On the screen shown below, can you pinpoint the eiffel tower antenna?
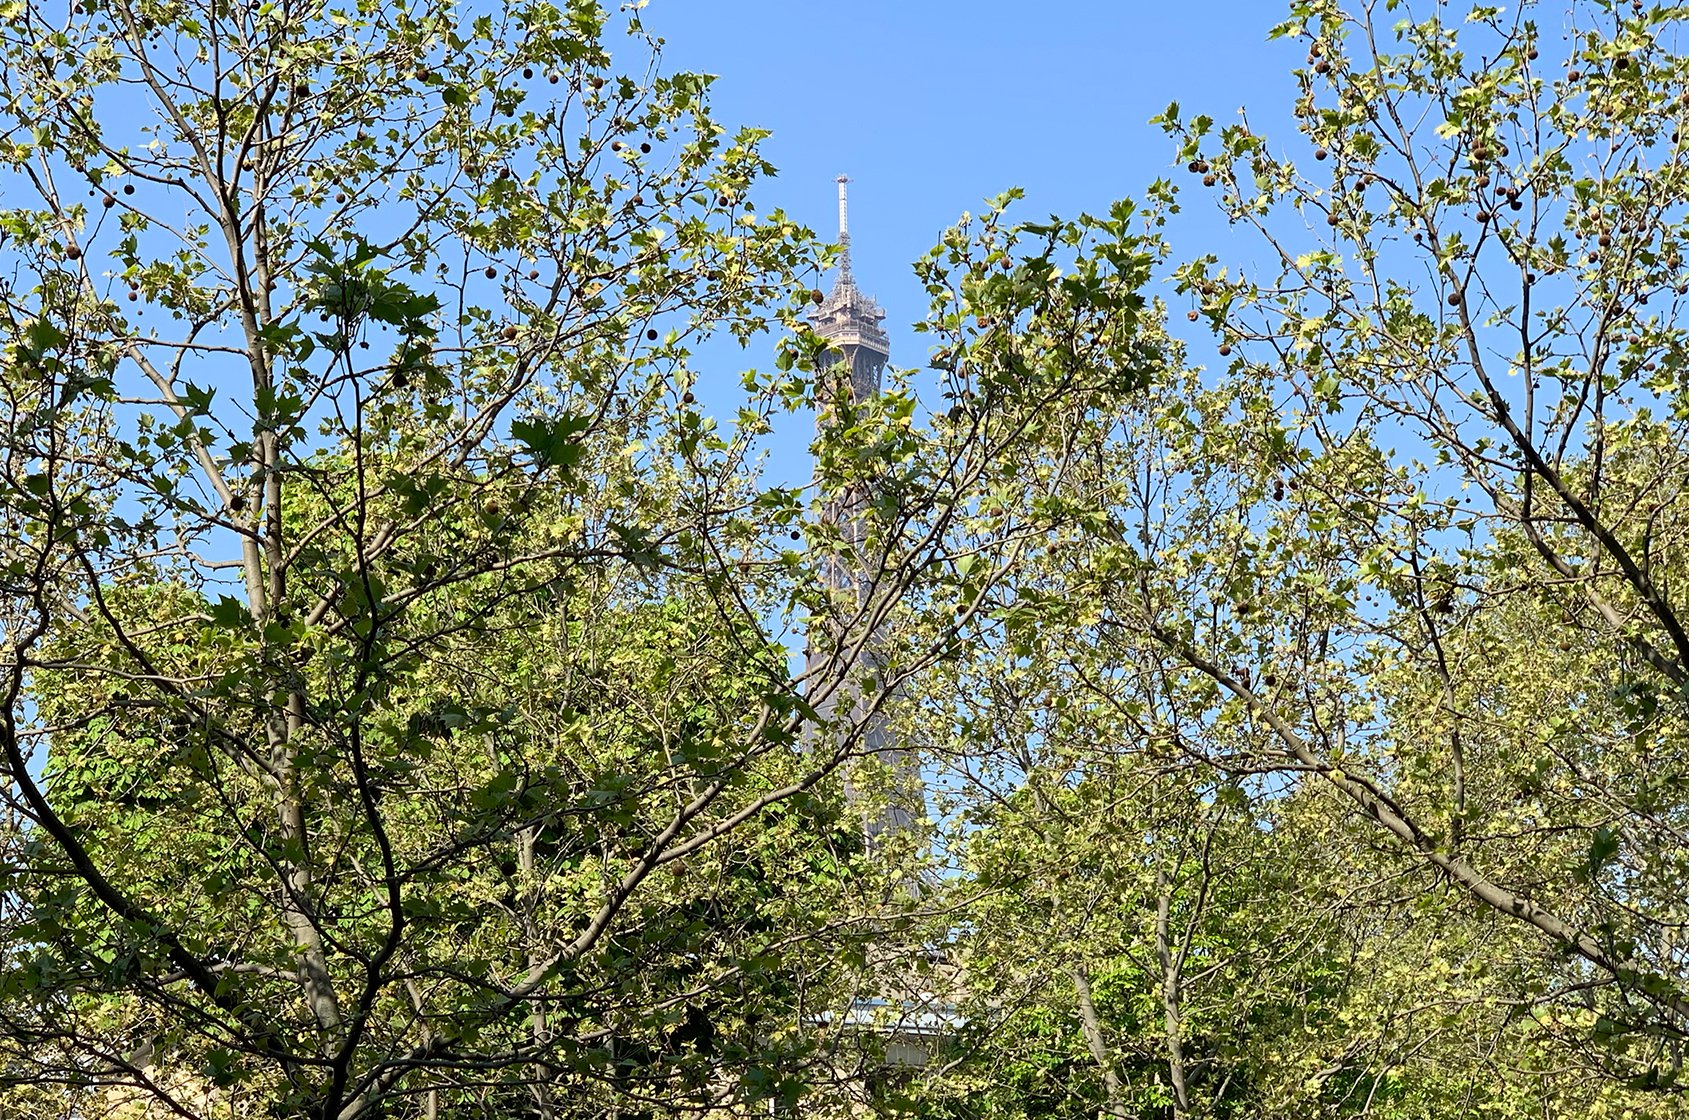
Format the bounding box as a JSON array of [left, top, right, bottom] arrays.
[[837, 174, 853, 286]]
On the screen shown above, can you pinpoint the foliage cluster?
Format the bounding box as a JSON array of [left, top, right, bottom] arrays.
[[10, 1, 1689, 1119]]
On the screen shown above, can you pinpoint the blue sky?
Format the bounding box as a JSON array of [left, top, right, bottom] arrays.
[[647, 0, 1298, 367]]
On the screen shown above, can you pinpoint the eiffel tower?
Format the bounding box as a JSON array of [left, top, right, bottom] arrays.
[[804, 179, 960, 1082], [804, 176, 924, 851]]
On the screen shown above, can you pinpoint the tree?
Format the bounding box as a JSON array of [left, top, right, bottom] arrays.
[[0, 2, 1145, 1117], [939, 0, 1689, 1101]]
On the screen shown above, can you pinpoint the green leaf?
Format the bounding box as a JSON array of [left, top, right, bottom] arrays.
[[511, 414, 591, 473], [207, 595, 250, 629]]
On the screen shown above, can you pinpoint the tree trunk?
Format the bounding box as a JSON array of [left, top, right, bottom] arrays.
[[1155, 872, 1192, 1119], [1071, 965, 1133, 1120]]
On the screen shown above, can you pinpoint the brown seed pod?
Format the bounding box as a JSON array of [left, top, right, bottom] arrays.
[[1187, 309, 1199, 321], [810, 289, 824, 304], [523, 67, 533, 79], [485, 265, 497, 279], [527, 269, 540, 280], [646, 328, 659, 341], [1448, 291, 1462, 306], [501, 325, 517, 340], [1218, 344, 1233, 356], [102, 195, 115, 208], [640, 142, 651, 154], [122, 183, 134, 195], [682, 390, 695, 404], [1314, 59, 1330, 75], [1314, 147, 1328, 160], [65, 245, 81, 261], [1568, 69, 1582, 81]]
